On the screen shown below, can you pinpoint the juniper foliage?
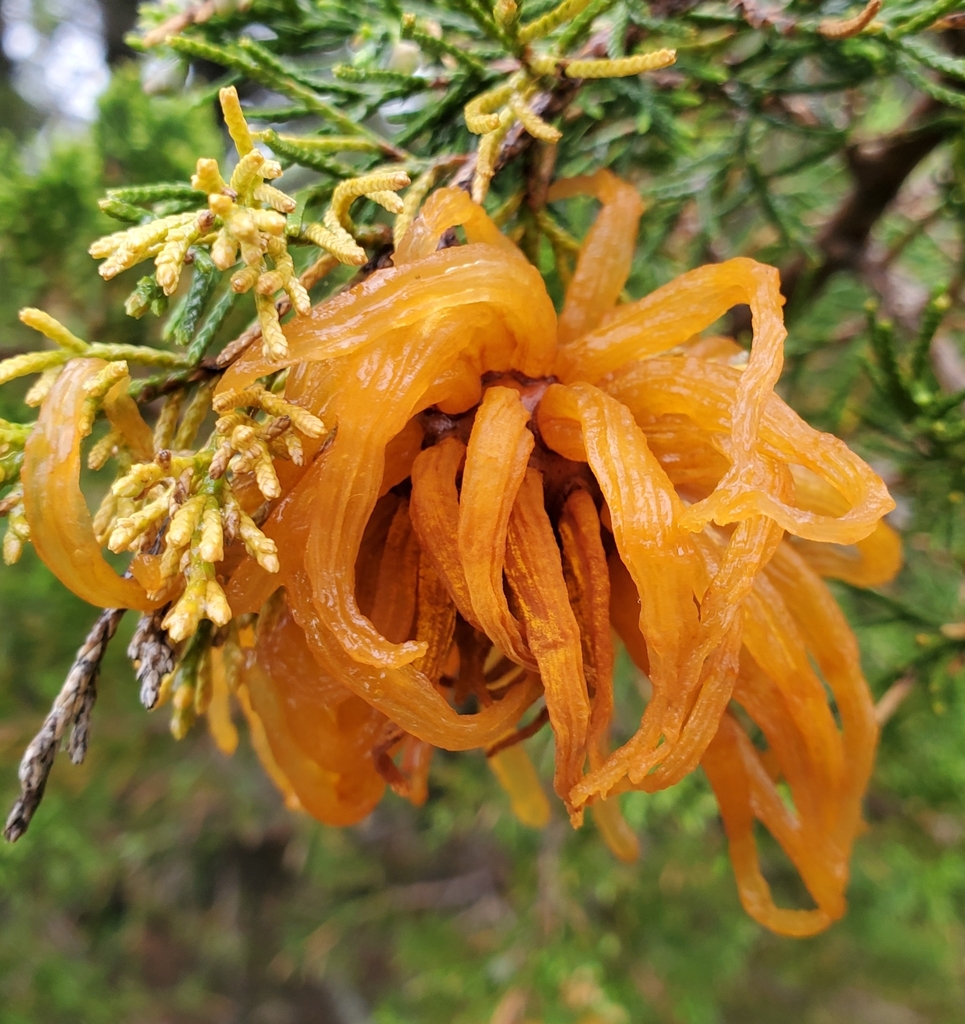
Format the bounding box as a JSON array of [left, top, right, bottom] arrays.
[[1, 0, 965, 1021]]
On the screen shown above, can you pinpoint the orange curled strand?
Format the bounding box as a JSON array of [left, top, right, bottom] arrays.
[[22, 359, 160, 612], [548, 169, 645, 344], [505, 468, 590, 819]]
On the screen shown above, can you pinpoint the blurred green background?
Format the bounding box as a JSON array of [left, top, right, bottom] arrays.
[[1, 2, 964, 1023]]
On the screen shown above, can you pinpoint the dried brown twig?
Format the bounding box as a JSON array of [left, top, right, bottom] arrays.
[[727, 97, 956, 338], [141, 1, 218, 48], [3, 607, 125, 842], [818, 0, 881, 40], [785, 99, 953, 305], [875, 675, 916, 726], [128, 607, 178, 710]]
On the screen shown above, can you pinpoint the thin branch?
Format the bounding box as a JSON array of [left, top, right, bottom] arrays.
[[784, 99, 953, 305], [781, 25, 965, 310], [875, 675, 916, 725], [728, 98, 956, 337], [140, 1, 219, 49], [127, 607, 178, 710], [486, 705, 550, 756], [4, 607, 125, 842]]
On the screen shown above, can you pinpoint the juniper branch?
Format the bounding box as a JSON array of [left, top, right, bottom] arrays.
[[4, 607, 125, 842], [128, 607, 178, 710]]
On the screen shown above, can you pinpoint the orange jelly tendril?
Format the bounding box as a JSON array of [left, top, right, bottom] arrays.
[[26, 170, 899, 936]]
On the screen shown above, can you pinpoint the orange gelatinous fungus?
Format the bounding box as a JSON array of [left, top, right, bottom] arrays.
[[409, 437, 476, 623], [245, 593, 388, 826], [459, 386, 536, 669], [102, 378, 155, 464], [23, 172, 901, 937], [23, 359, 161, 612], [505, 468, 590, 816], [547, 170, 645, 344], [488, 743, 552, 829]]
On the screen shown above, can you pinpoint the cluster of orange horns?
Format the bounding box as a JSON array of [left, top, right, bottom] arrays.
[[23, 171, 900, 936]]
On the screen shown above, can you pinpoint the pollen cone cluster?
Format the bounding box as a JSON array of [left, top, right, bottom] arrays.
[[23, 171, 900, 936]]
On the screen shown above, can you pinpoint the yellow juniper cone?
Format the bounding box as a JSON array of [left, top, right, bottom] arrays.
[[91, 211, 199, 279], [254, 183, 297, 214], [0, 350, 67, 388], [238, 513, 281, 574], [2, 493, 29, 566], [155, 219, 204, 295], [167, 495, 205, 550], [510, 95, 562, 143], [254, 292, 289, 361], [20, 173, 899, 940], [87, 429, 121, 472], [465, 81, 515, 134], [494, 0, 518, 29], [24, 368, 62, 407], [80, 341, 324, 630], [231, 264, 262, 294], [108, 498, 169, 553], [191, 157, 227, 195], [199, 501, 225, 564], [219, 85, 254, 156]]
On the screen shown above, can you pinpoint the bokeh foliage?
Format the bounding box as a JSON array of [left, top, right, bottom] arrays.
[[1, 1, 965, 1022]]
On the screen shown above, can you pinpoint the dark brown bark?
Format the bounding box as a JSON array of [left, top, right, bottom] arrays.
[[96, 0, 139, 65], [782, 98, 953, 307], [776, 28, 965, 316]]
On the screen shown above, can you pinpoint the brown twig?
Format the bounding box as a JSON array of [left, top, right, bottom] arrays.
[[213, 320, 267, 371], [526, 141, 559, 213], [818, 0, 881, 40], [726, 98, 959, 339], [790, 100, 952, 300], [486, 704, 550, 757], [489, 989, 529, 1024], [729, 23, 965, 336], [4, 607, 125, 842], [128, 607, 178, 710], [141, 1, 218, 48], [386, 867, 498, 912], [933, 13, 965, 30], [875, 675, 916, 726]]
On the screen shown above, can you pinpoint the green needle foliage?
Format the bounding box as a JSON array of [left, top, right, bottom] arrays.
[[2, 0, 965, 1021]]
